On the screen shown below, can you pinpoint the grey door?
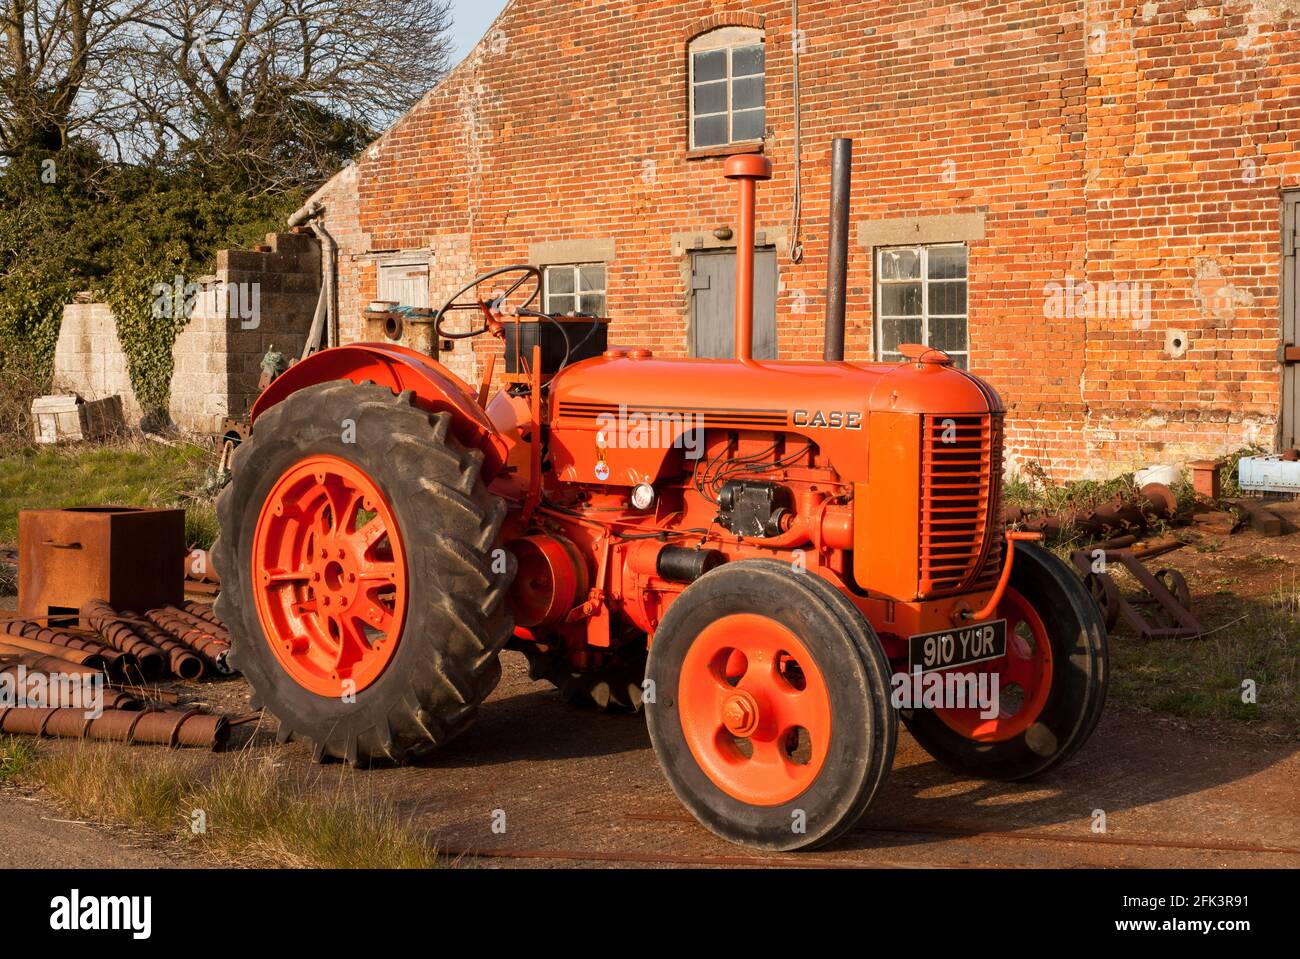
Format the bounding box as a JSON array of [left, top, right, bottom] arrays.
[[1284, 193, 1299, 449], [691, 248, 777, 359]]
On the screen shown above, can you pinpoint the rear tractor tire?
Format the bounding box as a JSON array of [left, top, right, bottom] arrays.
[[212, 381, 516, 765], [646, 560, 897, 851]]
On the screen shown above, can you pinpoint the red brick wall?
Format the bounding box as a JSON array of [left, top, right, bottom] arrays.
[[307, 0, 1300, 480]]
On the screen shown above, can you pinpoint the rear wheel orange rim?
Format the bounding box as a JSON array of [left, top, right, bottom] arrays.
[[251, 455, 408, 697], [933, 587, 1054, 742], [677, 613, 832, 806]]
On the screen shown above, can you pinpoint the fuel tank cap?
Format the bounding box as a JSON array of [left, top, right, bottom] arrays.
[[898, 343, 953, 366]]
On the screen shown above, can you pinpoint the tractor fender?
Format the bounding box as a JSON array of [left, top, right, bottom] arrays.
[[250, 343, 509, 480]]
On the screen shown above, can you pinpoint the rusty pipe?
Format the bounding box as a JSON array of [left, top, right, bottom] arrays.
[[824, 138, 852, 362], [0, 651, 101, 678], [144, 608, 232, 674], [961, 531, 1044, 623], [0, 637, 106, 670], [181, 601, 224, 627], [183, 548, 221, 585], [1, 620, 126, 670], [128, 617, 207, 681], [81, 600, 174, 681], [111, 683, 183, 706], [157, 605, 230, 642], [0, 706, 228, 749], [723, 154, 773, 363], [0, 668, 139, 710]]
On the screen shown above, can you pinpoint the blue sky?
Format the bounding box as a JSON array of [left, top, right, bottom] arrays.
[[450, 0, 511, 63]]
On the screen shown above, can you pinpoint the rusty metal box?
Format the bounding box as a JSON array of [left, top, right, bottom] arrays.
[[18, 507, 185, 620]]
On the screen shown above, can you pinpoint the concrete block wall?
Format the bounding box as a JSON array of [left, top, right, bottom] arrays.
[[170, 232, 321, 433], [51, 303, 143, 426], [169, 303, 232, 433]]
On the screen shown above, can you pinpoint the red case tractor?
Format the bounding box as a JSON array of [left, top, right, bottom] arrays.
[[214, 146, 1107, 852]]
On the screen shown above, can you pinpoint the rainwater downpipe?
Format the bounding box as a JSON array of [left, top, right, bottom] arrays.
[[288, 199, 339, 359]]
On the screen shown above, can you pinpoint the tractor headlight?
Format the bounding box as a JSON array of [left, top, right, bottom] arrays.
[[631, 482, 656, 511]]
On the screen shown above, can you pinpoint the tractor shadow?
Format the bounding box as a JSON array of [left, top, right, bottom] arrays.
[[423, 651, 1296, 852], [414, 653, 652, 769], [361, 651, 1297, 855], [830, 708, 1298, 852]]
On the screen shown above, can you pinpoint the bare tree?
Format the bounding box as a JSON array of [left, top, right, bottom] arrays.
[[0, 0, 144, 157], [2, 0, 454, 186], [122, 0, 455, 186]]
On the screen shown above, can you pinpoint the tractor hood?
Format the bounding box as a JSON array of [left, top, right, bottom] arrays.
[[547, 351, 1003, 485]]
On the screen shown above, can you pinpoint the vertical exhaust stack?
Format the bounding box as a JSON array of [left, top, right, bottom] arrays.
[[723, 154, 773, 363], [824, 138, 853, 362]]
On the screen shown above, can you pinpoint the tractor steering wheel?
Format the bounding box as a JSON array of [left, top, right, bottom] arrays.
[[434, 265, 543, 340]]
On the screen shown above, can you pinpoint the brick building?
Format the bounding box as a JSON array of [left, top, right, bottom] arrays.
[[301, 0, 1300, 480]]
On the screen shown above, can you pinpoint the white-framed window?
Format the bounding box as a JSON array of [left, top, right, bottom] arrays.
[[875, 244, 969, 369], [544, 263, 607, 316], [689, 27, 765, 150]]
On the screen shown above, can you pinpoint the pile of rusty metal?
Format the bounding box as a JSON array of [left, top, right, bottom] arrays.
[[1, 601, 233, 683], [1003, 481, 1181, 540], [0, 506, 237, 749], [0, 700, 230, 749], [1067, 534, 1204, 641], [1005, 482, 1207, 641], [0, 602, 234, 750]]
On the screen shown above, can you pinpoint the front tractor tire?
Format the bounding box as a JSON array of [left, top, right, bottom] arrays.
[[646, 561, 897, 852], [901, 541, 1108, 781], [212, 381, 515, 765]]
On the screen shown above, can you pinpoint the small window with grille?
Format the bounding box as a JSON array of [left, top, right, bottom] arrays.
[[543, 264, 607, 316], [689, 27, 766, 151], [874, 244, 969, 369]]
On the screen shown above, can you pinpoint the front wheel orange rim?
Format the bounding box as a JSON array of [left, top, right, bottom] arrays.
[[251, 455, 408, 697], [677, 613, 832, 806], [933, 586, 1054, 742]]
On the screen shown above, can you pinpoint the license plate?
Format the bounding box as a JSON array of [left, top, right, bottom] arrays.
[[908, 619, 1007, 674]]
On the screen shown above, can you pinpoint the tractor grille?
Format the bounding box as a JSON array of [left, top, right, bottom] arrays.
[[918, 413, 1004, 598]]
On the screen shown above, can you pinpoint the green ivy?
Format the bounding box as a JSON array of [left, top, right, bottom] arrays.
[[101, 257, 190, 418], [0, 149, 305, 423], [0, 267, 70, 379]]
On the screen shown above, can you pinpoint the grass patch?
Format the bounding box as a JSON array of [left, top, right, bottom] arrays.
[[18, 744, 441, 868], [1108, 581, 1300, 732], [0, 437, 219, 548], [1004, 464, 1141, 517], [185, 499, 221, 551], [0, 736, 37, 782]]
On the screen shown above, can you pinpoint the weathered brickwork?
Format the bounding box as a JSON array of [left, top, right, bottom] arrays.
[[304, 0, 1300, 480]]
